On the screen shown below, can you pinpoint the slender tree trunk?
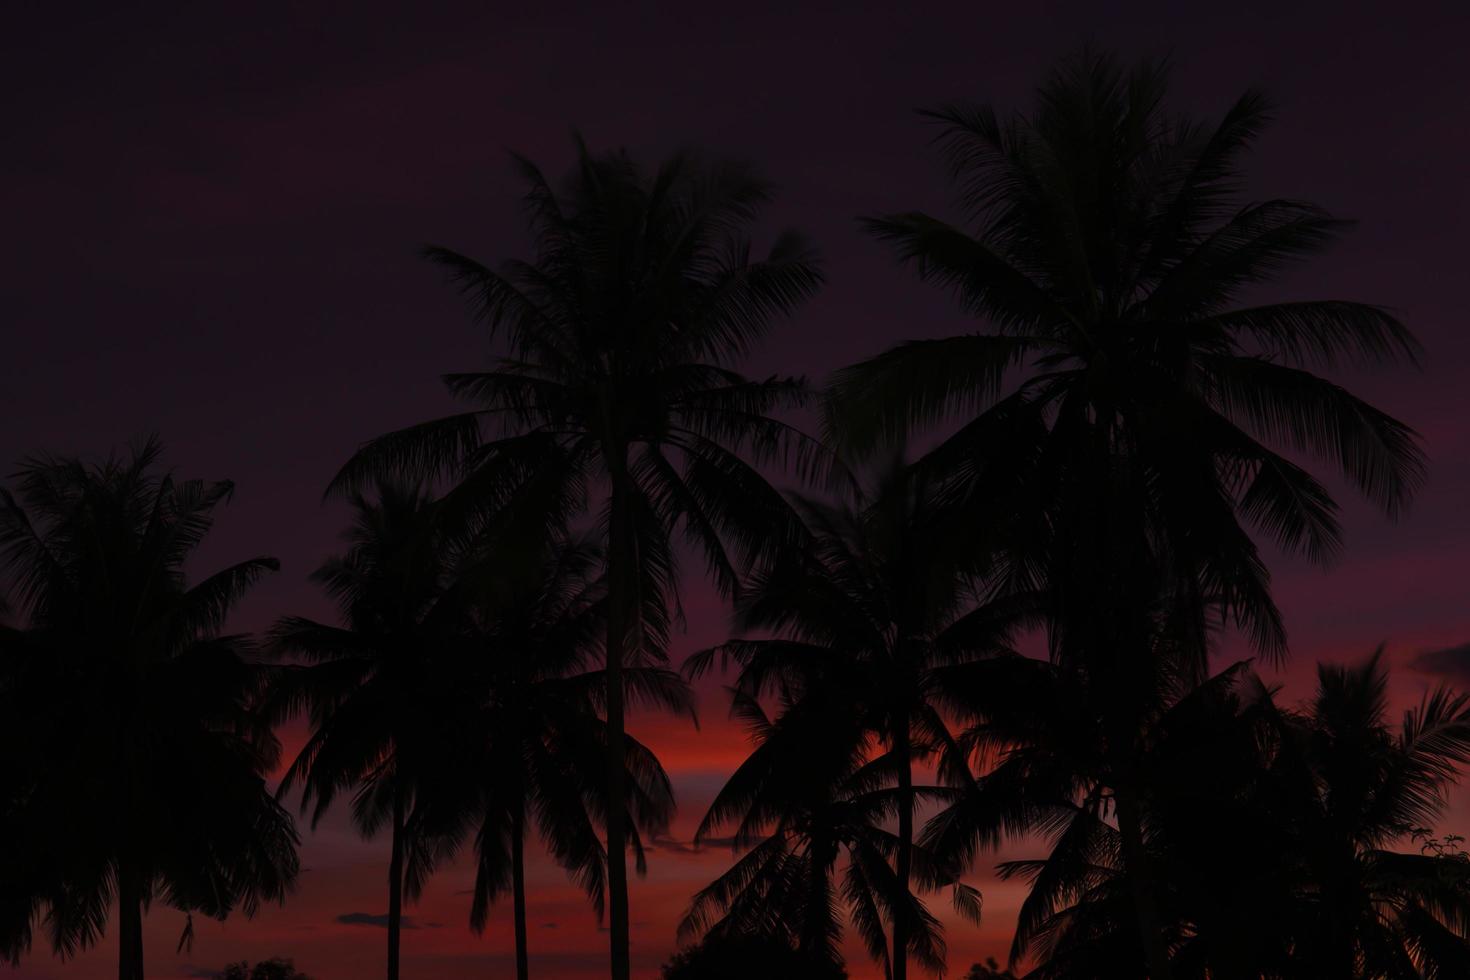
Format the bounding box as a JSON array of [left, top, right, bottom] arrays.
[[893, 721, 913, 980], [116, 858, 144, 980], [511, 800, 530, 980], [387, 792, 406, 980], [1114, 780, 1173, 980], [604, 463, 634, 980], [801, 831, 831, 959]]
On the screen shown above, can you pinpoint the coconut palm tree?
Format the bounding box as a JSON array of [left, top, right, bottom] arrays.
[[687, 454, 1026, 978], [830, 50, 1426, 977], [267, 483, 470, 980], [683, 682, 981, 978], [1265, 651, 1470, 978], [330, 140, 826, 980], [940, 652, 1470, 979], [940, 658, 1278, 979], [0, 439, 299, 980], [436, 535, 689, 980]]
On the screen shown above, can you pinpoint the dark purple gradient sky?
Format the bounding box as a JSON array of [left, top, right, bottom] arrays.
[[4, 2, 1470, 978]]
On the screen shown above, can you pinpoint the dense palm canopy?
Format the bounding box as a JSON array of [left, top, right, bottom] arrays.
[[682, 682, 980, 978], [828, 49, 1427, 977], [331, 139, 826, 980], [987, 652, 1470, 979], [1256, 653, 1470, 978], [832, 48, 1424, 666], [4, 47, 1467, 980], [0, 440, 298, 980], [932, 657, 1272, 977], [688, 456, 1020, 976], [424, 535, 688, 980], [267, 483, 472, 980]]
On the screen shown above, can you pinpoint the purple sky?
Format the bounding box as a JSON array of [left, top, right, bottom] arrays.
[[4, 2, 1470, 977]]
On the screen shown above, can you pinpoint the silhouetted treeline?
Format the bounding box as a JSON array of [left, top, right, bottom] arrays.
[[3, 48, 1467, 980]]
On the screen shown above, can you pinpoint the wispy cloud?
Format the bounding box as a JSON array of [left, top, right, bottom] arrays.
[[1412, 641, 1470, 682], [335, 912, 439, 929], [648, 833, 738, 854]]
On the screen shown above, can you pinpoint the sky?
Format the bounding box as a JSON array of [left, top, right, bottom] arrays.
[[4, 1, 1470, 977]]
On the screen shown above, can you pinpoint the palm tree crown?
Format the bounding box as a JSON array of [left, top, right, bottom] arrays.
[[268, 483, 471, 980], [431, 534, 688, 980], [832, 49, 1424, 666], [687, 457, 999, 977], [828, 51, 1428, 979], [332, 139, 826, 980], [0, 439, 298, 980]]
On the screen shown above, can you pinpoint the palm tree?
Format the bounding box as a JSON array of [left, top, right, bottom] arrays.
[[942, 652, 1470, 978], [935, 658, 1276, 979], [0, 439, 299, 980], [331, 140, 826, 980], [1266, 651, 1470, 978], [682, 682, 981, 978], [687, 454, 1024, 978], [434, 535, 688, 980], [829, 50, 1425, 977], [267, 483, 470, 980]]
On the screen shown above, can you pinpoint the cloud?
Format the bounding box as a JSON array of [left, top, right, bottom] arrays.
[[1412, 642, 1470, 682], [336, 912, 419, 929], [648, 833, 738, 854], [648, 834, 698, 854]]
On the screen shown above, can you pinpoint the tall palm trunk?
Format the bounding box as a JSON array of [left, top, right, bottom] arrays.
[[511, 799, 530, 980], [117, 858, 144, 980], [1085, 423, 1174, 980], [386, 791, 406, 980], [604, 460, 635, 980], [893, 720, 913, 980], [800, 830, 836, 963], [1114, 779, 1172, 980]]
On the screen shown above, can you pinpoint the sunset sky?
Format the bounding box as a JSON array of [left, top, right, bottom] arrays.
[[4, 2, 1470, 977]]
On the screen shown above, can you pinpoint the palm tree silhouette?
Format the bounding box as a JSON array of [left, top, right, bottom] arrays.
[[682, 681, 981, 977], [941, 659, 1270, 978], [330, 139, 826, 980], [0, 439, 299, 980], [687, 454, 1020, 978], [939, 652, 1470, 978], [267, 483, 469, 980], [1267, 651, 1470, 977], [830, 50, 1425, 978], [424, 534, 689, 980]]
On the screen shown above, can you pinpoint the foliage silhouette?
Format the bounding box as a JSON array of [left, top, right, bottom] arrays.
[[331, 138, 826, 980], [964, 958, 1017, 980], [935, 653, 1470, 978], [832, 48, 1426, 978], [414, 534, 690, 980], [267, 483, 470, 980], [2, 46, 1466, 980], [661, 932, 849, 979], [681, 680, 974, 976], [214, 957, 312, 980], [687, 455, 1009, 976], [0, 439, 298, 980]]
